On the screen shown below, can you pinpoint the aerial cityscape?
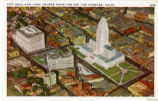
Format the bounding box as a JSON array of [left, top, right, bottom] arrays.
[[7, 7, 154, 96]]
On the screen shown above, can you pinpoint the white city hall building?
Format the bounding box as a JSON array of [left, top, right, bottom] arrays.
[[79, 17, 125, 69], [13, 25, 45, 54], [46, 49, 74, 71]]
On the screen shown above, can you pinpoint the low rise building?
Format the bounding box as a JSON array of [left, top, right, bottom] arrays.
[[7, 64, 15, 73], [128, 81, 153, 96], [90, 8, 116, 21], [143, 35, 154, 47], [93, 88, 107, 96], [70, 31, 86, 45], [51, 89, 68, 96], [121, 47, 136, 56], [8, 56, 31, 68], [78, 63, 93, 75], [127, 8, 154, 24], [21, 7, 42, 15], [61, 75, 74, 85], [109, 30, 121, 43], [86, 26, 97, 37], [63, 26, 86, 45], [44, 72, 56, 87], [140, 73, 154, 90], [109, 88, 132, 96], [7, 48, 20, 59], [134, 43, 147, 53], [112, 36, 137, 50], [146, 62, 154, 72], [71, 80, 97, 96], [91, 80, 117, 94], [109, 16, 140, 35], [140, 24, 154, 36], [132, 53, 152, 66], [51, 8, 68, 17], [49, 84, 61, 94], [67, 70, 76, 78], [90, 8, 106, 20], [80, 74, 104, 83], [134, 12, 148, 22], [144, 47, 154, 57]]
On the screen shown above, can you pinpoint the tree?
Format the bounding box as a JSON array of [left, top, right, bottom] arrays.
[[34, 77, 43, 85], [15, 23, 21, 29], [23, 89, 28, 96], [39, 92, 45, 96], [20, 11, 26, 17], [12, 71, 20, 80], [40, 84, 50, 96], [27, 77, 34, 84], [45, 89, 50, 96], [17, 16, 28, 26], [32, 85, 38, 91], [7, 11, 16, 20], [19, 68, 28, 78]]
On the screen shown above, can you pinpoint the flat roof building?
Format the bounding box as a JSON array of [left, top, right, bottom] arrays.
[[13, 25, 45, 54], [46, 48, 74, 71]]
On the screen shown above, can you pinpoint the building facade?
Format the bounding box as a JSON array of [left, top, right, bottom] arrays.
[[96, 17, 110, 54], [79, 17, 125, 69], [47, 49, 74, 71], [44, 72, 56, 87]]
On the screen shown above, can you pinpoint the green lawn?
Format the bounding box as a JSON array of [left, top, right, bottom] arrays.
[[122, 71, 140, 83], [103, 66, 120, 76], [56, 48, 63, 54], [69, 47, 79, 51], [7, 85, 21, 96], [128, 66, 138, 71], [93, 62, 141, 84], [111, 72, 122, 83], [119, 62, 131, 68], [93, 63, 107, 74], [33, 56, 46, 64], [93, 63, 120, 76], [75, 51, 86, 58], [69, 46, 86, 58]]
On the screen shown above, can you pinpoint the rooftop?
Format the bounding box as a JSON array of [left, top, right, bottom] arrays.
[[91, 38, 96, 42], [104, 45, 114, 51], [128, 7, 154, 14], [96, 49, 124, 63], [47, 48, 72, 59], [81, 44, 93, 53], [17, 25, 43, 38]]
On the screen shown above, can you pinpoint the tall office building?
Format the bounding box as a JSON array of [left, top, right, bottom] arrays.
[[79, 17, 125, 69], [96, 17, 110, 54]]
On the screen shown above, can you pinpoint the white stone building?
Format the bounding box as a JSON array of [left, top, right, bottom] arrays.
[[78, 63, 93, 75], [79, 17, 125, 69], [44, 72, 56, 87], [96, 17, 110, 54], [13, 25, 45, 54], [47, 49, 74, 71]]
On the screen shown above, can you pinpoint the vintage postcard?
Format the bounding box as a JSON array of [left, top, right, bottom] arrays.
[[0, 0, 158, 101]]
